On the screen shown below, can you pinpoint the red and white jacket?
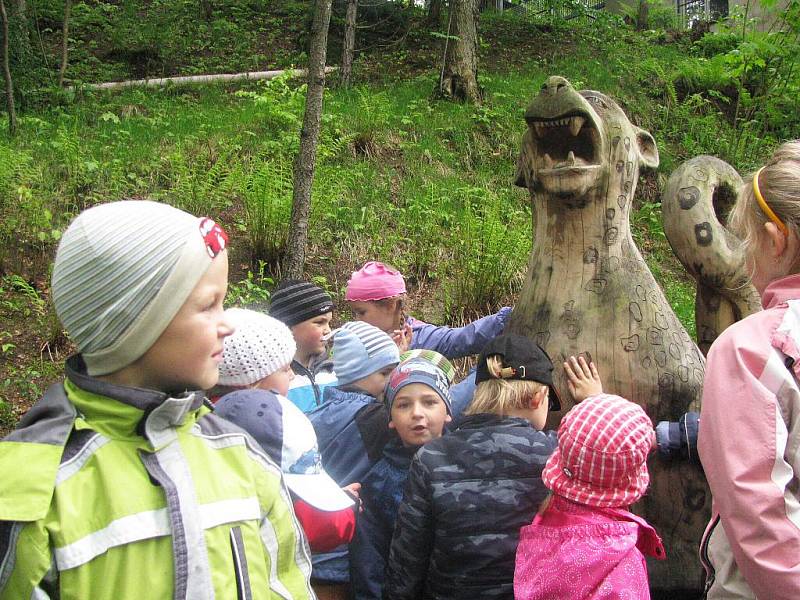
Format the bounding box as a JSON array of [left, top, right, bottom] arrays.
[[698, 273, 800, 599]]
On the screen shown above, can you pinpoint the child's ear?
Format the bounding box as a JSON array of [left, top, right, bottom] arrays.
[[530, 386, 548, 409], [444, 414, 452, 424], [388, 420, 396, 430]]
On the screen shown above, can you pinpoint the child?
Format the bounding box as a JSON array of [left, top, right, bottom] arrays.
[[383, 333, 563, 600], [0, 201, 313, 599], [514, 394, 666, 600], [345, 261, 512, 358], [269, 279, 337, 413], [212, 308, 358, 553], [697, 140, 800, 599], [306, 321, 401, 599], [350, 353, 454, 600]]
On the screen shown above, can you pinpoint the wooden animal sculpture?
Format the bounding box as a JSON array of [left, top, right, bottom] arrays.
[[662, 156, 761, 355], [510, 75, 708, 595]]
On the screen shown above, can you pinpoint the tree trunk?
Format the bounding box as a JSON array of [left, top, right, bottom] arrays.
[[58, 0, 71, 87], [0, 0, 16, 136], [200, 0, 213, 20], [635, 0, 649, 30], [9, 0, 31, 62], [439, 0, 480, 103], [339, 0, 357, 87], [427, 0, 442, 26], [282, 0, 333, 279]]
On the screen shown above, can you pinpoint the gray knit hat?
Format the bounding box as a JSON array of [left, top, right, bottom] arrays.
[[332, 321, 400, 387], [218, 308, 296, 386], [51, 200, 229, 376]]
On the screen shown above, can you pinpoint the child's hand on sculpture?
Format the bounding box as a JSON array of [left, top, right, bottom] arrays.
[[563, 355, 602, 402]]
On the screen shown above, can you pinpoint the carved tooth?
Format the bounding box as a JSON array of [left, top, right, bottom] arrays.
[[543, 153, 554, 169], [569, 116, 585, 136], [533, 122, 546, 137], [566, 151, 576, 166]]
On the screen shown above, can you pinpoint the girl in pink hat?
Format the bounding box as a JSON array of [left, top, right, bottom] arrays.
[[345, 261, 512, 359], [514, 394, 665, 600]]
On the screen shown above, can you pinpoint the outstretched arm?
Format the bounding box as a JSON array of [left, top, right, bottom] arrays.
[[409, 307, 512, 359]]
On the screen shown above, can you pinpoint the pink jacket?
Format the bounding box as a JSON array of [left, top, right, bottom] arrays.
[[514, 495, 664, 599], [698, 273, 800, 599]]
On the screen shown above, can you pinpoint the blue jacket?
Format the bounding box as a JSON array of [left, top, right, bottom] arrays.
[[408, 307, 512, 359], [305, 379, 478, 584], [349, 440, 417, 600], [306, 386, 395, 583], [384, 414, 557, 600], [287, 354, 337, 413]]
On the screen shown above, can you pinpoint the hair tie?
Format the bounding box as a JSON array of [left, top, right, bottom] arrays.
[[753, 167, 788, 237]]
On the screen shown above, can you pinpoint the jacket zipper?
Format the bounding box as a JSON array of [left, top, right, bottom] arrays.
[[291, 360, 321, 406], [699, 514, 720, 598], [230, 526, 252, 600]]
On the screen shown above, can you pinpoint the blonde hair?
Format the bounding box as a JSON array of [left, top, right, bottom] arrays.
[[729, 140, 800, 259], [466, 355, 546, 416]]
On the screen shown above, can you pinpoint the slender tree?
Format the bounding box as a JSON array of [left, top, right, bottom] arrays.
[[340, 0, 357, 87], [58, 0, 72, 87], [427, 0, 442, 27], [438, 0, 480, 103], [0, 0, 16, 136], [282, 0, 333, 278]]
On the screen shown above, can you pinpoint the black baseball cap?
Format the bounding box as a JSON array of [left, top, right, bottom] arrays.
[[475, 334, 562, 411]]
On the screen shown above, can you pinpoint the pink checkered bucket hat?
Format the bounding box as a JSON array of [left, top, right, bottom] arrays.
[[542, 394, 654, 508]]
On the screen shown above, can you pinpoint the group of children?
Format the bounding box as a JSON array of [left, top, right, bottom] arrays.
[[3, 139, 800, 600]]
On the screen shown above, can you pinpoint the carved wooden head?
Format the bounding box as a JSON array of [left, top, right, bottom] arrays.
[[515, 76, 659, 205]]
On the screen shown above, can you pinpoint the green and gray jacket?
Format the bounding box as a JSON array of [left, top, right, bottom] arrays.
[[0, 356, 315, 600]]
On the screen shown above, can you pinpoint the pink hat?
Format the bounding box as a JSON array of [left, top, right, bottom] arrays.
[[542, 394, 654, 508], [345, 261, 406, 301]]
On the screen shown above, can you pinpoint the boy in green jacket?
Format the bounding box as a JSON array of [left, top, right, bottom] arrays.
[[0, 200, 315, 600]]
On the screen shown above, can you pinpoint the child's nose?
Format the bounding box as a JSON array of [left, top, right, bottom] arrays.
[[219, 315, 235, 338]]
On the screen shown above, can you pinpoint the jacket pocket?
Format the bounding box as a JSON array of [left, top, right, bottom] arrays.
[[230, 526, 253, 600]]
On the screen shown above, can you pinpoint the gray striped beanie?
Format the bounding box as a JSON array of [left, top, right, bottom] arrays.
[[269, 279, 334, 327], [332, 321, 400, 387], [51, 200, 227, 376]]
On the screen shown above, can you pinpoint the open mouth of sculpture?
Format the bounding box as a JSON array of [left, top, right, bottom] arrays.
[[528, 113, 601, 173]]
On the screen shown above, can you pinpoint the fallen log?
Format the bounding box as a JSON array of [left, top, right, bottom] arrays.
[[70, 66, 337, 91]]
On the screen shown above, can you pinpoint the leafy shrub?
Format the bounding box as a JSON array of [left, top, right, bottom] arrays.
[[693, 32, 740, 57]]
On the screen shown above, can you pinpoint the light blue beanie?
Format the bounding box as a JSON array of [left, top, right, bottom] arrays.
[[332, 321, 400, 387]]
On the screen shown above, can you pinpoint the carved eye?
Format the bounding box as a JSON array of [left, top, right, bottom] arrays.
[[586, 95, 608, 109]]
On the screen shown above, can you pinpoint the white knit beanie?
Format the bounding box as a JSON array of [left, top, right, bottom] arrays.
[[218, 308, 297, 386], [51, 200, 228, 376]]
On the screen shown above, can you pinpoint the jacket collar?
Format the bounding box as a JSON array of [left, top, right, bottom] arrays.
[[761, 273, 800, 309], [547, 495, 666, 559], [65, 355, 207, 444], [382, 437, 418, 468]]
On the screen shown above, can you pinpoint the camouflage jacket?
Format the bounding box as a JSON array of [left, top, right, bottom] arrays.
[[384, 414, 557, 600]]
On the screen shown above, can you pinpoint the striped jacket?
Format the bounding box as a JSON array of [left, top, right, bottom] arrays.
[[0, 356, 315, 600], [698, 274, 800, 599]]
